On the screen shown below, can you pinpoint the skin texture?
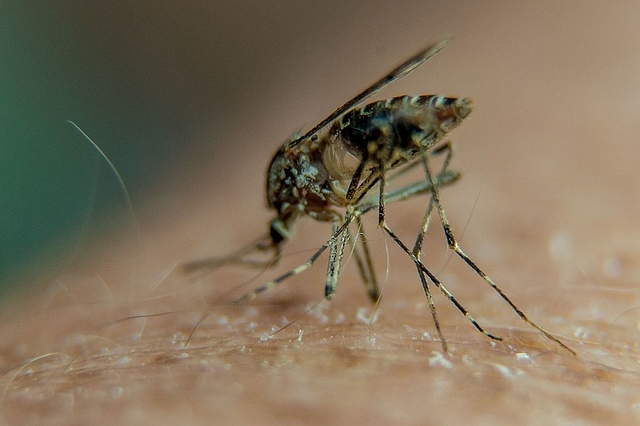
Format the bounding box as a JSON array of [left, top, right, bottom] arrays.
[[2, 2, 640, 425]]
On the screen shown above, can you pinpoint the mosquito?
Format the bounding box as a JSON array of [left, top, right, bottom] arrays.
[[183, 37, 575, 355]]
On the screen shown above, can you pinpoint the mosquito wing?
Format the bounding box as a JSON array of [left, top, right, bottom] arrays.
[[286, 36, 453, 150]]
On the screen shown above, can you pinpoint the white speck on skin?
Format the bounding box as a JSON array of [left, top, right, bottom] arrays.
[[602, 256, 623, 278], [462, 354, 474, 367], [549, 231, 574, 260], [108, 386, 124, 399], [489, 363, 513, 378], [117, 356, 132, 366], [244, 307, 258, 318], [260, 332, 272, 342], [490, 363, 524, 378], [428, 351, 453, 369], [356, 307, 379, 324], [573, 327, 590, 340]]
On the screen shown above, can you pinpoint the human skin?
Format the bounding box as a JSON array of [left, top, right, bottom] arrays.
[[2, 2, 640, 425]]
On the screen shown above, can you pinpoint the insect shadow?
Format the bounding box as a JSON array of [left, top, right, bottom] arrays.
[[183, 38, 575, 355]]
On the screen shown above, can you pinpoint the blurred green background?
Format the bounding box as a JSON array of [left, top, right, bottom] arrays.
[[1, 3, 192, 293], [3, 1, 531, 297], [0, 1, 368, 296]]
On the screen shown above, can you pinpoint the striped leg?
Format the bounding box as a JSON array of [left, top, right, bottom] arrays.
[[350, 166, 459, 306], [382, 222, 503, 342], [351, 216, 381, 303], [412, 194, 448, 352], [233, 216, 354, 304], [420, 152, 576, 355], [410, 141, 455, 351], [324, 216, 351, 300]]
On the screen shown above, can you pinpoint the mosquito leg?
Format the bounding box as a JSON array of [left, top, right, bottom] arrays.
[[346, 159, 366, 201], [351, 216, 381, 303], [350, 228, 371, 297], [324, 218, 342, 299], [409, 193, 448, 351], [351, 142, 455, 227], [430, 140, 454, 173], [370, 155, 501, 343], [412, 190, 435, 256], [355, 164, 457, 318], [421, 154, 576, 355], [232, 246, 326, 304], [233, 217, 353, 304], [380, 140, 453, 194], [381, 222, 503, 341], [351, 165, 386, 205], [416, 264, 447, 352], [325, 215, 353, 299], [402, 142, 455, 351], [411, 152, 442, 261], [377, 162, 387, 226], [387, 172, 459, 205], [351, 148, 449, 207]]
